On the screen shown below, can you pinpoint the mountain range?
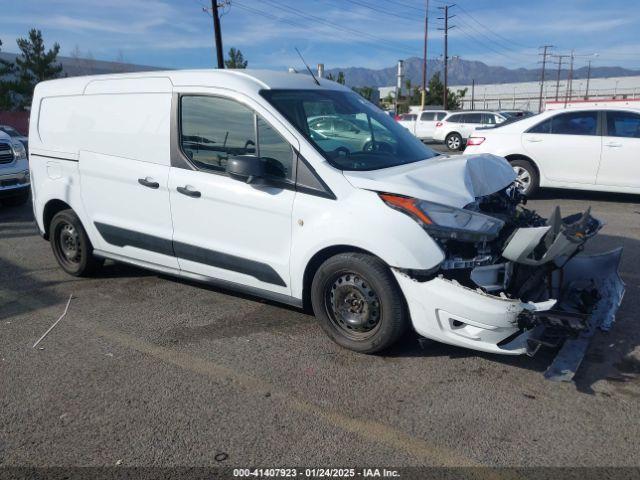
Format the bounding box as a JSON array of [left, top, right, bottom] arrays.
[[325, 56, 640, 88], [2, 51, 639, 89]]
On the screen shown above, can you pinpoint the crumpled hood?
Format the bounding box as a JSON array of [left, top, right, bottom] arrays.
[[343, 153, 516, 208]]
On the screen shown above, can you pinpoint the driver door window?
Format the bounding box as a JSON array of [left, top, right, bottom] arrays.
[[180, 96, 293, 181]]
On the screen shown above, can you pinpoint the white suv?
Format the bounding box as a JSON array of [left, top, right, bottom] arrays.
[[398, 110, 448, 140], [28, 70, 623, 376], [0, 130, 29, 206], [433, 111, 507, 150]]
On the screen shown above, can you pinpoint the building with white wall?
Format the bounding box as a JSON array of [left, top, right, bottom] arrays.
[[377, 75, 640, 111], [454, 76, 640, 111]]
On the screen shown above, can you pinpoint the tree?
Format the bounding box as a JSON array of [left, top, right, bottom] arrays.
[[225, 48, 247, 69], [422, 72, 467, 109], [13, 29, 63, 108], [352, 86, 375, 102], [326, 72, 345, 85], [0, 39, 16, 109]]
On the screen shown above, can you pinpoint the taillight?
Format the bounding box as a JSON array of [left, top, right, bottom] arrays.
[[466, 137, 485, 146], [394, 115, 401, 121], [435, 121, 443, 128]]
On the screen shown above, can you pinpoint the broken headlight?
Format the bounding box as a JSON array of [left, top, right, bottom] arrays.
[[379, 193, 504, 242]]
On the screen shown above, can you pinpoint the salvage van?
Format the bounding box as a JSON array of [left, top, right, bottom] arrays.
[[29, 70, 624, 380]]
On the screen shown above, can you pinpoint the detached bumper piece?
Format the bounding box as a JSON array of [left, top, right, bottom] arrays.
[[521, 248, 625, 382]]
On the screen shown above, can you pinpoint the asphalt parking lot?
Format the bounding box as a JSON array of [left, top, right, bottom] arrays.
[[1, 189, 639, 468]]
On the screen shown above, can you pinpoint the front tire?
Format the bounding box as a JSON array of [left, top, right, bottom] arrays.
[[50, 209, 103, 276], [510, 159, 539, 197], [445, 132, 463, 151], [311, 252, 408, 353]]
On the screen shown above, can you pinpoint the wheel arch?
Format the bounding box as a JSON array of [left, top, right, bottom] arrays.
[[504, 154, 540, 176], [301, 244, 379, 311], [42, 199, 73, 240]]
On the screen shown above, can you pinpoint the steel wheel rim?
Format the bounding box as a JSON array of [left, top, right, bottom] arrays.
[[448, 136, 460, 149], [325, 272, 381, 340], [56, 222, 82, 267], [513, 166, 531, 193]]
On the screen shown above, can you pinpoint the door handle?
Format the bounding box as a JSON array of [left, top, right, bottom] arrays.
[[138, 177, 159, 189], [526, 137, 543, 143], [605, 142, 622, 148], [177, 185, 201, 198]]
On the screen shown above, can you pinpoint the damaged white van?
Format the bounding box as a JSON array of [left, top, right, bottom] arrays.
[[29, 70, 624, 380]]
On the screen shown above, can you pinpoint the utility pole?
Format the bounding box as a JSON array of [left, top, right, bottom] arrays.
[[211, 0, 224, 68], [585, 59, 592, 99], [394, 60, 404, 116], [438, 5, 455, 109], [538, 45, 553, 113], [420, 0, 430, 110], [552, 54, 570, 101], [564, 50, 575, 107], [471, 78, 475, 110]]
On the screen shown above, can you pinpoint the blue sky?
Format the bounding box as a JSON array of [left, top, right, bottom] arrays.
[[1, 0, 639, 72]]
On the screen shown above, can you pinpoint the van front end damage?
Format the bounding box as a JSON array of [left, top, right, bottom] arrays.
[[392, 186, 625, 381]]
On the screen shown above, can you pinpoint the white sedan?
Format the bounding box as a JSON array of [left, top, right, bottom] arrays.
[[464, 107, 640, 196]]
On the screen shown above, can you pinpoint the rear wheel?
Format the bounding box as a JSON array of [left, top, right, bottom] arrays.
[[510, 159, 539, 197], [445, 132, 463, 151], [311, 252, 408, 353], [50, 209, 103, 276]]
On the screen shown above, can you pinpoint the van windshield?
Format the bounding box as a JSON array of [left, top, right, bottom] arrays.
[[260, 89, 438, 171]]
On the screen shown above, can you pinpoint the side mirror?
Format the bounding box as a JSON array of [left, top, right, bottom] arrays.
[[226, 155, 265, 184]]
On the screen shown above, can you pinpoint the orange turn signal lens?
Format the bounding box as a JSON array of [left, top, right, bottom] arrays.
[[379, 193, 433, 225]]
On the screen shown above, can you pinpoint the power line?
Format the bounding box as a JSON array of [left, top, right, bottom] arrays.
[[337, 0, 418, 21], [257, 0, 421, 56], [452, 3, 535, 50]]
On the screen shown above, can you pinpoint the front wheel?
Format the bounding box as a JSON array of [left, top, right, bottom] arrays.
[[50, 209, 103, 276], [311, 252, 408, 353], [445, 133, 463, 151]]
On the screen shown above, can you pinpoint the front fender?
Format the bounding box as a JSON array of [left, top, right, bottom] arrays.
[[289, 188, 444, 299]]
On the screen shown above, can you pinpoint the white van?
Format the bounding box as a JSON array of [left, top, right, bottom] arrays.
[[29, 70, 623, 378]]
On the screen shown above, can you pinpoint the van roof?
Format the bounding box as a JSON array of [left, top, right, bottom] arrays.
[[33, 68, 350, 98]]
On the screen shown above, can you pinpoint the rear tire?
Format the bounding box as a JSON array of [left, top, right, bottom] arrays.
[[510, 159, 539, 197], [50, 209, 103, 276], [445, 132, 463, 151], [310, 252, 408, 353], [2, 190, 29, 207]]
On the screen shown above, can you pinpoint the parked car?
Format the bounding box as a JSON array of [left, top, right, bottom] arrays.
[[433, 111, 508, 150], [28, 71, 623, 377], [465, 107, 640, 196], [0, 125, 29, 153], [308, 114, 396, 153], [398, 110, 448, 141], [0, 129, 29, 206]]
